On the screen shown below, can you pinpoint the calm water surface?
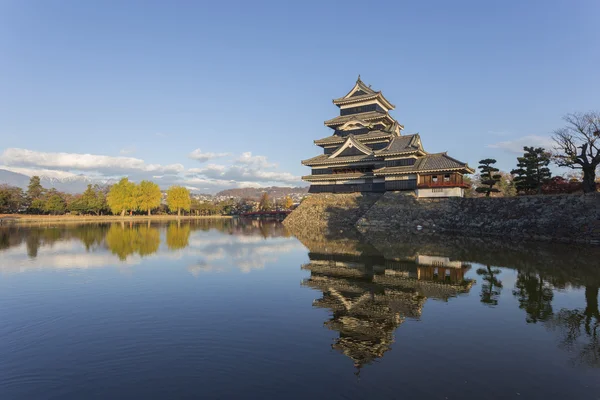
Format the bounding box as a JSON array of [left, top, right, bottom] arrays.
[[1, 219, 599, 399]]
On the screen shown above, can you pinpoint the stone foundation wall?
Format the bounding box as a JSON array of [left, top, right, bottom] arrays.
[[285, 192, 600, 245], [282, 193, 382, 236]]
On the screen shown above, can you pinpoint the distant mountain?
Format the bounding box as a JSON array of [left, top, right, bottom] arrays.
[[216, 186, 309, 200], [0, 169, 112, 193]]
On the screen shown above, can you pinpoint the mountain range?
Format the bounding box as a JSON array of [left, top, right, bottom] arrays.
[[0, 169, 113, 193], [0, 169, 309, 197]]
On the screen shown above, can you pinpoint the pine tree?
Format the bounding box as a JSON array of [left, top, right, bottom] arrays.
[[511, 147, 552, 194], [475, 159, 501, 197]]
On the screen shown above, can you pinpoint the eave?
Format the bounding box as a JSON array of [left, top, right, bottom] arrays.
[[333, 92, 395, 110]]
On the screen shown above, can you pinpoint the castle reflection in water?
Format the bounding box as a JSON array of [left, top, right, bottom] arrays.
[[297, 230, 475, 369]]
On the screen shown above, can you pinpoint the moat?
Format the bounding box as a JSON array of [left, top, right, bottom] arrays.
[[1, 220, 599, 399]]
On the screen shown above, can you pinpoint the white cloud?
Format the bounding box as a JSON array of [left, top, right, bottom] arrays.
[[0, 165, 82, 180], [235, 152, 276, 168], [188, 148, 231, 163], [187, 164, 299, 184], [487, 135, 555, 154], [0, 148, 184, 174]]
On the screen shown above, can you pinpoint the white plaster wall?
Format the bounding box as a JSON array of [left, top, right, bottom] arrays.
[[416, 187, 464, 198]]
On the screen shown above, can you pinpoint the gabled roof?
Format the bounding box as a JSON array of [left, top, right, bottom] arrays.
[[324, 111, 395, 127], [333, 76, 395, 109], [373, 153, 475, 175], [375, 134, 424, 156], [329, 135, 374, 158], [314, 130, 394, 146]]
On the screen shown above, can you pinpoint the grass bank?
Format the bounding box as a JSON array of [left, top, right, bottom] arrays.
[[0, 214, 232, 225]]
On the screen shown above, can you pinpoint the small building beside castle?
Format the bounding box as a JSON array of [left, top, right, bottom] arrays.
[[301, 77, 474, 197]]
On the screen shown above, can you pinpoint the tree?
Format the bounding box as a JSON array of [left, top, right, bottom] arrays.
[[137, 180, 162, 216], [80, 184, 107, 215], [511, 147, 552, 195], [553, 111, 600, 193], [43, 193, 66, 215], [0, 185, 25, 213], [27, 176, 44, 202], [107, 178, 137, 216], [475, 159, 501, 197], [166, 186, 191, 216], [259, 192, 271, 211], [283, 196, 294, 210]]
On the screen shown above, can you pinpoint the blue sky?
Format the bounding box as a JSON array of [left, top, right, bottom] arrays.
[[1, 0, 598, 192]]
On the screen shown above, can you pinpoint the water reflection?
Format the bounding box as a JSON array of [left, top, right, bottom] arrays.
[[291, 227, 600, 371], [0, 219, 294, 274], [546, 286, 600, 368], [298, 229, 474, 370]]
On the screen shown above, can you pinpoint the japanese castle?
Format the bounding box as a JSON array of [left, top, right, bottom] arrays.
[[302, 76, 474, 197]]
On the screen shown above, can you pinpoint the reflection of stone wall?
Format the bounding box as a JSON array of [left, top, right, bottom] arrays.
[[285, 192, 600, 245]]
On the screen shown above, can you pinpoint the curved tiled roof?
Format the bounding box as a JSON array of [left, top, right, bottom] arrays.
[[324, 111, 394, 127], [373, 153, 474, 175], [375, 134, 423, 156], [301, 153, 380, 166], [302, 172, 372, 181], [315, 130, 394, 146]]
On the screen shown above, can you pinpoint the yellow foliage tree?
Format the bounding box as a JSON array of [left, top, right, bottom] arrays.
[[137, 180, 162, 216], [166, 186, 191, 216], [107, 178, 137, 216], [283, 196, 294, 210]]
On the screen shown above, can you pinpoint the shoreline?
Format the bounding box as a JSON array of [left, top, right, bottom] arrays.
[[0, 214, 233, 225]]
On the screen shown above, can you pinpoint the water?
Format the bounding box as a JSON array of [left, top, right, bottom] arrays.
[[0, 219, 599, 399]]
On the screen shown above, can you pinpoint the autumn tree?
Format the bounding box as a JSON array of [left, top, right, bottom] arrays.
[[137, 180, 162, 216], [475, 159, 501, 197], [259, 192, 271, 211], [283, 196, 294, 210], [553, 111, 600, 193], [107, 178, 137, 216], [511, 147, 552, 195], [0, 185, 25, 213], [166, 186, 191, 216]]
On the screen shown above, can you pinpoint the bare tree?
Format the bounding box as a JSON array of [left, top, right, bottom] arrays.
[[552, 112, 600, 193]]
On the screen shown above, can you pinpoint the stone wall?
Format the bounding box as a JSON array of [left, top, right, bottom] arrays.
[[285, 192, 600, 245], [282, 193, 382, 236], [358, 192, 600, 245]]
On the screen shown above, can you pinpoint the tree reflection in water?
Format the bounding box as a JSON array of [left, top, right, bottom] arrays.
[[166, 222, 191, 250], [512, 272, 554, 323], [546, 285, 600, 368], [105, 223, 160, 260], [476, 265, 503, 306]]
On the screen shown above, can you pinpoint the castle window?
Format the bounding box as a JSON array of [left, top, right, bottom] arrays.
[[444, 174, 450, 182], [432, 176, 438, 183]]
